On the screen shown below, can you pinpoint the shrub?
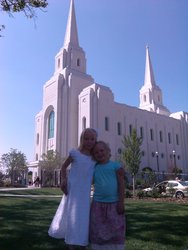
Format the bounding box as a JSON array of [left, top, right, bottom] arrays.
[[3, 179, 11, 187], [137, 190, 145, 199], [125, 190, 132, 198], [150, 189, 161, 198]]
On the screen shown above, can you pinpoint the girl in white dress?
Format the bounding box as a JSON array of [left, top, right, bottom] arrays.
[[48, 128, 97, 250]]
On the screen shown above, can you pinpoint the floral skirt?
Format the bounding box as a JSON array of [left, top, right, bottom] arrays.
[[89, 201, 125, 246]]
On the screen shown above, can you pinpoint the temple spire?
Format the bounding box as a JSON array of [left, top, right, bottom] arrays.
[[64, 0, 79, 48], [139, 46, 170, 116], [144, 45, 156, 87], [54, 0, 87, 74]]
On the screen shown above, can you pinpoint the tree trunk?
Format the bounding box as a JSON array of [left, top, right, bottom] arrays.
[[132, 174, 135, 197]]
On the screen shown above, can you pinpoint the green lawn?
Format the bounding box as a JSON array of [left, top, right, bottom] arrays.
[[126, 199, 188, 250], [0, 188, 188, 250]]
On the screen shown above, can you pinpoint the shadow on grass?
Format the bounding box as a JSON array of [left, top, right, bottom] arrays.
[[1, 195, 188, 250], [126, 200, 188, 250], [0, 197, 66, 250]]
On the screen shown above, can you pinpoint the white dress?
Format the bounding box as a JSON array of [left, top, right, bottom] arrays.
[[48, 149, 95, 246]]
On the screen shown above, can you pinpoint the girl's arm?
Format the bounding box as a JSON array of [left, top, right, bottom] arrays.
[[116, 167, 125, 214], [60, 155, 73, 195]]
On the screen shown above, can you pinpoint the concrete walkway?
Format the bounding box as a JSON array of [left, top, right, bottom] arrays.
[[0, 186, 93, 198], [0, 194, 62, 197], [0, 186, 62, 198], [0, 186, 40, 191]]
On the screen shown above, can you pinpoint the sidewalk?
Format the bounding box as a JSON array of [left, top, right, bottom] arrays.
[[0, 186, 62, 198], [0, 186, 40, 191]]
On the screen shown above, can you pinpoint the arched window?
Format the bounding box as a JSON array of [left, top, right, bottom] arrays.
[[159, 130, 163, 142], [48, 111, 55, 139], [176, 134, 179, 145], [105, 117, 109, 131], [150, 128, 154, 141], [140, 126, 144, 138], [129, 124, 132, 135], [168, 132, 171, 144], [117, 122, 121, 135], [36, 133, 39, 145], [77, 58, 80, 67], [58, 58, 61, 68], [82, 117, 86, 130]]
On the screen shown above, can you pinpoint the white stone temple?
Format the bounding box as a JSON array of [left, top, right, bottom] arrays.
[[28, 0, 188, 180]]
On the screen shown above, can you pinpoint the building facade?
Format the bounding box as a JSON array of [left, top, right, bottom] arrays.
[[29, 0, 188, 180]]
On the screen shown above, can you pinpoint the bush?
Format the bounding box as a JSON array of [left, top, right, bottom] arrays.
[[150, 189, 162, 198], [125, 190, 132, 198], [3, 179, 11, 187], [137, 190, 145, 199]]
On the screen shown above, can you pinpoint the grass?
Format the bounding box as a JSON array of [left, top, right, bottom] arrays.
[[0, 188, 188, 250], [0, 195, 64, 250], [126, 200, 188, 250]]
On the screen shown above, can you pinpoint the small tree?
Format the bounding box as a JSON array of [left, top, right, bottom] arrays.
[[1, 148, 27, 185], [141, 166, 157, 188], [38, 150, 63, 187], [121, 128, 142, 197], [172, 166, 182, 176]]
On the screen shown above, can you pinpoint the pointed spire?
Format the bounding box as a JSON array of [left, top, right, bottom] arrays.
[[64, 0, 79, 48], [144, 45, 156, 87], [139, 46, 170, 116]]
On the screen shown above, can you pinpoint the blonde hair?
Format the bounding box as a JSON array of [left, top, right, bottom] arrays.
[[78, 128, 97, 151]]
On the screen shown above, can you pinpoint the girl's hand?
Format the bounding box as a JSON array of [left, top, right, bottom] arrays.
[[60, 155, 73, 195], [61, 180, 68, 195], [117, 201, 125, 215]]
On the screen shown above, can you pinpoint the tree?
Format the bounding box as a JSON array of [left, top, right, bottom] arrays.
[[141, 167, 157, 188], [0, 0, 48, 18], [172, 166, 182, 180], [0, 24, 5, 37], [38, 150, 63, 187], [121, 128, 142, 196], [0, 171, 5, 186], [1, 148, 27, 185], [0, 0, 48, 36]]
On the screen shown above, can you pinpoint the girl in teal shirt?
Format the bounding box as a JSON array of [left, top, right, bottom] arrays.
[[90, 141, 126, 250]]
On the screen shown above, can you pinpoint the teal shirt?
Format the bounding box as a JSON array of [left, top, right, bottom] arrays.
[[93, 160, 121, 202]]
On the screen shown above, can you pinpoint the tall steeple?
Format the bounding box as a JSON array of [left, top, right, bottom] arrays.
[[144, 45, 156, 87], [64, 0, 79, 48], [139, 46, 170, 116], [54, 0, 86, 74]]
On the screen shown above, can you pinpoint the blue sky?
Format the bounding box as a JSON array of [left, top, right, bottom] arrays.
[[0, 0, 188, 161]]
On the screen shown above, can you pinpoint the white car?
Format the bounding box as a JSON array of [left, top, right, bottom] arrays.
[[143, 180, 188, 199]]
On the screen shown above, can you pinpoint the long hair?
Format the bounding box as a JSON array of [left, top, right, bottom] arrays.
[[78, 128, 97, 151]]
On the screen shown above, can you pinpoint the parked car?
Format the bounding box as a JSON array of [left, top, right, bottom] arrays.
[[143, 180, 188, 198]]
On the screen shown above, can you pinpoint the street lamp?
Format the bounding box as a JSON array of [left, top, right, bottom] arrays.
[[155, 151, 159, 172], [172, 150, 177, 169]]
